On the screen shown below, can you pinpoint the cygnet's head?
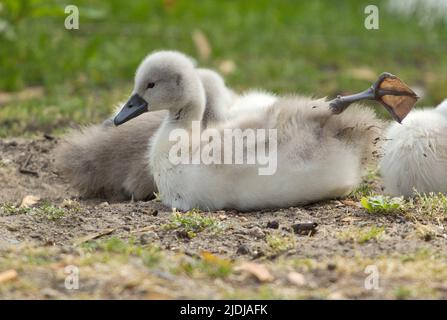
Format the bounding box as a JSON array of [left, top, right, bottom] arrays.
[[196, 68, 234, 106], [114, 51, 205, 125]]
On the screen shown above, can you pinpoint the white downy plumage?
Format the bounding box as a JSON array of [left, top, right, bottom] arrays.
[[55, 66, 237, 200], [115, 51, 383, 211], [380, 99, 447, 196]]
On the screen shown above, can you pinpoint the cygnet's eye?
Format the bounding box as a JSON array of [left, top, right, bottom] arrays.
[[147, 82, 155, 89]]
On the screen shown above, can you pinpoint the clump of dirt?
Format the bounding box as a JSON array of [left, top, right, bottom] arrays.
[[0, 138, 446, 299]]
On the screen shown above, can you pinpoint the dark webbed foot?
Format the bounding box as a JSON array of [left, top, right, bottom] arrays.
[[329, 72, 419, 123]]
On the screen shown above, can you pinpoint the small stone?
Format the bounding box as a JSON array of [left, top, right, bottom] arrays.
[[292, 222, 318, 235], [175, 230, 191, 240], [150, 209, 158, 217], [6, 225, 18, 232], [236, 244, 250, 255], [247, 226, 265, 238], [235, 262, 274, 283], [328, 291, 345, 300], [266, 220, 279, 229], [140, 231, 159, 244], [252, 249, 265, 259], [30, 232, 42, 240], [59, 246, 75, 254], [41, 288, 60, 298], [287, 272, 307, 286], [6, 141, 18, 147], [98, 201, 109, 208], [327, 263, 337, 271], [1, 158, 12, 165], [61, 199, 79, 210]]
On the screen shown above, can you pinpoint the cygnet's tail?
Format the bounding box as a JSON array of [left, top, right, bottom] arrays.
[[325, 103, 385, 170]]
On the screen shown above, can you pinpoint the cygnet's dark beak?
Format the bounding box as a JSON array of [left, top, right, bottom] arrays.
[[114, 94, 149, 126]]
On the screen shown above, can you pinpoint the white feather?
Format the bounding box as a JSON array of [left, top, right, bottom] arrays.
[[380, 104, 447, 196]]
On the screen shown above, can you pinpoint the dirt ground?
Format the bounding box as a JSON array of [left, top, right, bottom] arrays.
[[0, 137, 446, 299]]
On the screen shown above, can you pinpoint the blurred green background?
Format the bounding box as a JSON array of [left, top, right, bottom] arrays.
[[0, 0, 446, 137]]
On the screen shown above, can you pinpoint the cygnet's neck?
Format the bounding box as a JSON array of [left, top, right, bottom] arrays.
[[168, 100, 205, 126], [167, 82, 206, 129], [150, 79, 206, 171]]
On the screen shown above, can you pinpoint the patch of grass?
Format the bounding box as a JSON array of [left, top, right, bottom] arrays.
[[266, 233, 296, 253], [1, 203, 30, 215], [291, 258, 315, 271], [410, 192, 447, 217], [15, 246, 56, 267], [23, 252, 52, 266], [162, 209, 224, 238], [81, 237, 162, 268], [98, 237, 132, 253], [349, 170, 378, 199], [350, 183, 374, 200], [199, 251, 233, 278], [394, 286, 413, 299], [337, 225, 385, 244], [174, 251, 233, 279], [1, 0, 447, 137], [36, 203, 67, 220], [414, 223, 437, 241], [1, 202, 67, 220], [2, 242, 447, 299], [61, 199, 82, 212], [361, 195, 404, 214], [399, 248, 434, 263]]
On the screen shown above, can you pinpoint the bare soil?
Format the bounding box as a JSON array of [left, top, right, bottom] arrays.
[[0, 137, 446, 299]]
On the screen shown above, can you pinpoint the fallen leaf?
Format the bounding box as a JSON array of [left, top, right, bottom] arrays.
[[332, 200, 345, 207], [328, 291, 346, 299], [130, 225, 155, 234], [235, 262, 274, 282], [219, 59, 236, 75], [145, 292, 174, 299], [20, 195, 40, 208], [340, 200, 361, 208], [291, 222, 318, 235], [0, 269, 18, 284], [73, 228, 115, 246], [434, 285, 447, 293], [192, 30, 211, 60], [340, 216, 361, 224], [287, 272, 307, 286], [200, 251, 232, 268]]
